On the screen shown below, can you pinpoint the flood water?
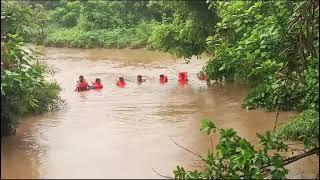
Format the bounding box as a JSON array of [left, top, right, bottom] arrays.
[[1, 48, 318, 179]]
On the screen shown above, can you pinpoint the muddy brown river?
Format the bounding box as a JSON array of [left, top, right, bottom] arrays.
[[1, 48, 318, 179]]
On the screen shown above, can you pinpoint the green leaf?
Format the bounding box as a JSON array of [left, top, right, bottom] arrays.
[[200, 118, 217, 135]]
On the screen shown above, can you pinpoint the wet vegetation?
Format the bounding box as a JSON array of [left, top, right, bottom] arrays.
[[1, 2, 62, 137], [1, 0, 319, 179]]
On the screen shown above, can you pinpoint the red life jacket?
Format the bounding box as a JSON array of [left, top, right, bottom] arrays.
[[160, 76, 168, 83], [116, 81, 126, 88], [179, 80, 188, 86], [93, 83, 103, 89], [77, 81, 89, 91]]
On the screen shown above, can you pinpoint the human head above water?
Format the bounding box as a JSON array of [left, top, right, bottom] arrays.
[[119, 77, 124, 82], [79, 75, 84, 82], [95, 78, 101, 83], [137, 75, 142, 81], [179, 73, 185, 79], [160, 74, 164, 79]]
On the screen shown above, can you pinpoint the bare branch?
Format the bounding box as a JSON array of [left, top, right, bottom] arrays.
[[209, 136, 214, 152], [170, 136, 204, 160], [275, 0, 314, 50], [283, 147, 318, 166], [152, 168, 173, 179], [262, 147, 319, 169], [273, 105, 280, 131]]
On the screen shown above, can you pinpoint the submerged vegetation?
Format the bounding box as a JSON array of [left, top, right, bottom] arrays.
[[1, 0, 318, 178]]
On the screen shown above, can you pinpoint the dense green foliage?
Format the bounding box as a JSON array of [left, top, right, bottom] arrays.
[[1, 2, 62, 137], [205, 1, 319, 111], [30, 0, 216, 54], [44, 1, 161, 49], [147, 1, 217, 58], [48, 1, 81, 28], [3, 0, 217, 56], [46, 23, 152, 49], [1, 34, 62, 136], [1, 1, 48, 44], [276, 110, 319, 150]]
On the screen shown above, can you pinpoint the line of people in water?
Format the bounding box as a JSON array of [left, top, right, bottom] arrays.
[[75, 72, 208, 91]]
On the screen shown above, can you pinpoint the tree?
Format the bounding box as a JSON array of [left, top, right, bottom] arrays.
[[204, 1, 319, 111], [1, 2, 62, 137], [1, 1, 49, 43], [148, 0, 218, 59]]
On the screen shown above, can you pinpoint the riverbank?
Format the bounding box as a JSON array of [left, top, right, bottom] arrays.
[[45, 24, 152, 49]]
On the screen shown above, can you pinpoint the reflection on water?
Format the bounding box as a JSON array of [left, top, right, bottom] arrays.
[[1, 47, 318, 179]]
